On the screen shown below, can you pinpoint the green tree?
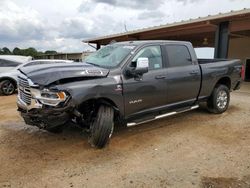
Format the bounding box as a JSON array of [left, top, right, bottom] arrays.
[[13, 47, 39, 57], [13, 47, 21, 55], [1, 47, 54, 58], [45, 50, 57, 54], [2, 47, 12, 55]]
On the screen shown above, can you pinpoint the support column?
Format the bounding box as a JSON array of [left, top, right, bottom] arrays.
[[96, 43, 101, 50], [214, 22, 230, 58]]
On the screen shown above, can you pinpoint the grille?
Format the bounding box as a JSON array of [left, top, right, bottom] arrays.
[[18, 76, 31, 105]]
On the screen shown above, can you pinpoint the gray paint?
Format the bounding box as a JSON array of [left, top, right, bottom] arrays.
[[18, 41, 242, 126], [19, 62, 109, 86]]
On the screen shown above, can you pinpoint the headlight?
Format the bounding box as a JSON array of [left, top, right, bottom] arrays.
[[32, 89, 68, 106]]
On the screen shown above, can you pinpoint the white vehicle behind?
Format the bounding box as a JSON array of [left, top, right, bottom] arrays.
[[0, 59, 73, 95], [0, 55, 32, 73]]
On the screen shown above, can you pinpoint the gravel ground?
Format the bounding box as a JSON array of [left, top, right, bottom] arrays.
[[0, 83, 250, 188]]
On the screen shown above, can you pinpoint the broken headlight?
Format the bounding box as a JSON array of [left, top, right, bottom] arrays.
[[33, 90, 68, 106]]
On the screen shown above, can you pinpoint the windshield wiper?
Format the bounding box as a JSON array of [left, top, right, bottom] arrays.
[[101, 54, 110, 58], [86, 62, 101, 67]]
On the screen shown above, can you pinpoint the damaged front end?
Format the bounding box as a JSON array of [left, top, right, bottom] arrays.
[[18, 105, 72, 129], [16, 63, 110, 131], [17, 73, 73, 130]]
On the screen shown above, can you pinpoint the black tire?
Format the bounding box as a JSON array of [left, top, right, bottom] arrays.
[[0, 80, 16, 95], [207, 85, 230, 114], [45, 126, 64, 134], [88, 105, 114, 149]]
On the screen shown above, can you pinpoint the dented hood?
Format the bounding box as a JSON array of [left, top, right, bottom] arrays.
[[19, 63, 109, 86]]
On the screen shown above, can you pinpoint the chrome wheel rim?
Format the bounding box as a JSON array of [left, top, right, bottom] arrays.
[[216, 90, 228, 109], [2, 81, 15, 95]]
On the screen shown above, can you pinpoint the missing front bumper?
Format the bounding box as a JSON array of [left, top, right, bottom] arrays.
[[19, 109, 70, 129], [17, 101, 73, 129]]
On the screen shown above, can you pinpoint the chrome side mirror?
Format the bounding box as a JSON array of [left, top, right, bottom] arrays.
[[126, 57, 149, 77]]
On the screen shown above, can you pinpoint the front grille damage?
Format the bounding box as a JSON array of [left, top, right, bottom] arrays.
[[18, 76, 31, 105]]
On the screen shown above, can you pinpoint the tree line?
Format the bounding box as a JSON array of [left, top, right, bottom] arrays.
[[0, 47, 57, 57]]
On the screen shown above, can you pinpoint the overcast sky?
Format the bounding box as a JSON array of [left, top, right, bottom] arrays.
[[1, 0, 250, 52]]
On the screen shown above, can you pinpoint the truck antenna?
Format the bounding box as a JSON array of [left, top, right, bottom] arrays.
[[124, 22, 128, 32]]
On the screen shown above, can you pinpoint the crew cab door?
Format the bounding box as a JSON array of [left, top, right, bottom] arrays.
[[122, 45, 167, 117], [164, 45, 201, 105]]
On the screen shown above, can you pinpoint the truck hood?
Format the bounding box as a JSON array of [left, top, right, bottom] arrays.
[[19, 63, 109, 86]]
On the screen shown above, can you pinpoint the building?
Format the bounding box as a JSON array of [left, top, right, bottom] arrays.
[[83, 8, 250, 80], [35, 52, 91, 62]]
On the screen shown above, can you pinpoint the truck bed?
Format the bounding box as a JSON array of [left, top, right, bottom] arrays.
[[197, 58, 242, 100], [198, 58, 228, 64]]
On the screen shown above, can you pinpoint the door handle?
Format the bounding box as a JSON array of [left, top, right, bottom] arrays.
[[155, 75, 166, 79], [189, 70, 199, 75]]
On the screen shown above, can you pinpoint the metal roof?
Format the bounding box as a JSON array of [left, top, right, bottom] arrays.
[[83, 8, 250, 43]]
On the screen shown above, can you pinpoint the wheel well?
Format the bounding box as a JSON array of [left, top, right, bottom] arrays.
[[0, 77, 17, 88], [215, 77, 231, 90], [78, 98, 119, 120]]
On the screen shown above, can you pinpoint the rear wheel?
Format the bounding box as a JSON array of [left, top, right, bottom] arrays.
[[88, 105, 114, 149], [0, 80, 16, 95], [207, 85, 230, 114]]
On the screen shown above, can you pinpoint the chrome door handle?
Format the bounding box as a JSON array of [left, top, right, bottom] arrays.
[[155, 75, 166, 79], [189, 70, 199, 75]]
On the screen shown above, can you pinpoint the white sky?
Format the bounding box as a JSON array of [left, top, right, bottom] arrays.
[[1, 0, 250, 52]]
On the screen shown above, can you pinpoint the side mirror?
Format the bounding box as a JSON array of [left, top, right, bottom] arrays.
[[127, 57, 149, 77]]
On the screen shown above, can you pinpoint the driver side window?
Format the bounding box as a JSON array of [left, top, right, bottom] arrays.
[[132, 46, 162, 70]]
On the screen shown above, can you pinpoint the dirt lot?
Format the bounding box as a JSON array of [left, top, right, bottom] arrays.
[[0, 84, 250, 188]]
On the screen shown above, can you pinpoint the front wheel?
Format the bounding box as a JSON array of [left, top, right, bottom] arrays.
[[207, 85, 230, 114], [0, 80, 16, 95], [88, 105, 114, 149]]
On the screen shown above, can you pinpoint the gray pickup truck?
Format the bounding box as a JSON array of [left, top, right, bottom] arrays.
[[17, 41, 243, 148]]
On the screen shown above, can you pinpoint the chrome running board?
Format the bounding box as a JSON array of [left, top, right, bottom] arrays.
[[127, 105, 199, 127]]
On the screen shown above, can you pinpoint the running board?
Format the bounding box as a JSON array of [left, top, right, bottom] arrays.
[[127, 105, 199, 127]]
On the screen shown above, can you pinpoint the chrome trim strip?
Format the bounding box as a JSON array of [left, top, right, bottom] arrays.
[[127, 105, 199, 127], [191, 105, 199, 110], [156, 112, 176, 119]]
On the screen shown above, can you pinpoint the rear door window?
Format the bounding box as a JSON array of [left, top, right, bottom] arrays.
[[0, 59, 21, 67], [165, 45, 192, 67]]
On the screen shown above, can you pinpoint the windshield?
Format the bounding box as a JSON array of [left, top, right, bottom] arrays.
[[84, 44, 135, 68]]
